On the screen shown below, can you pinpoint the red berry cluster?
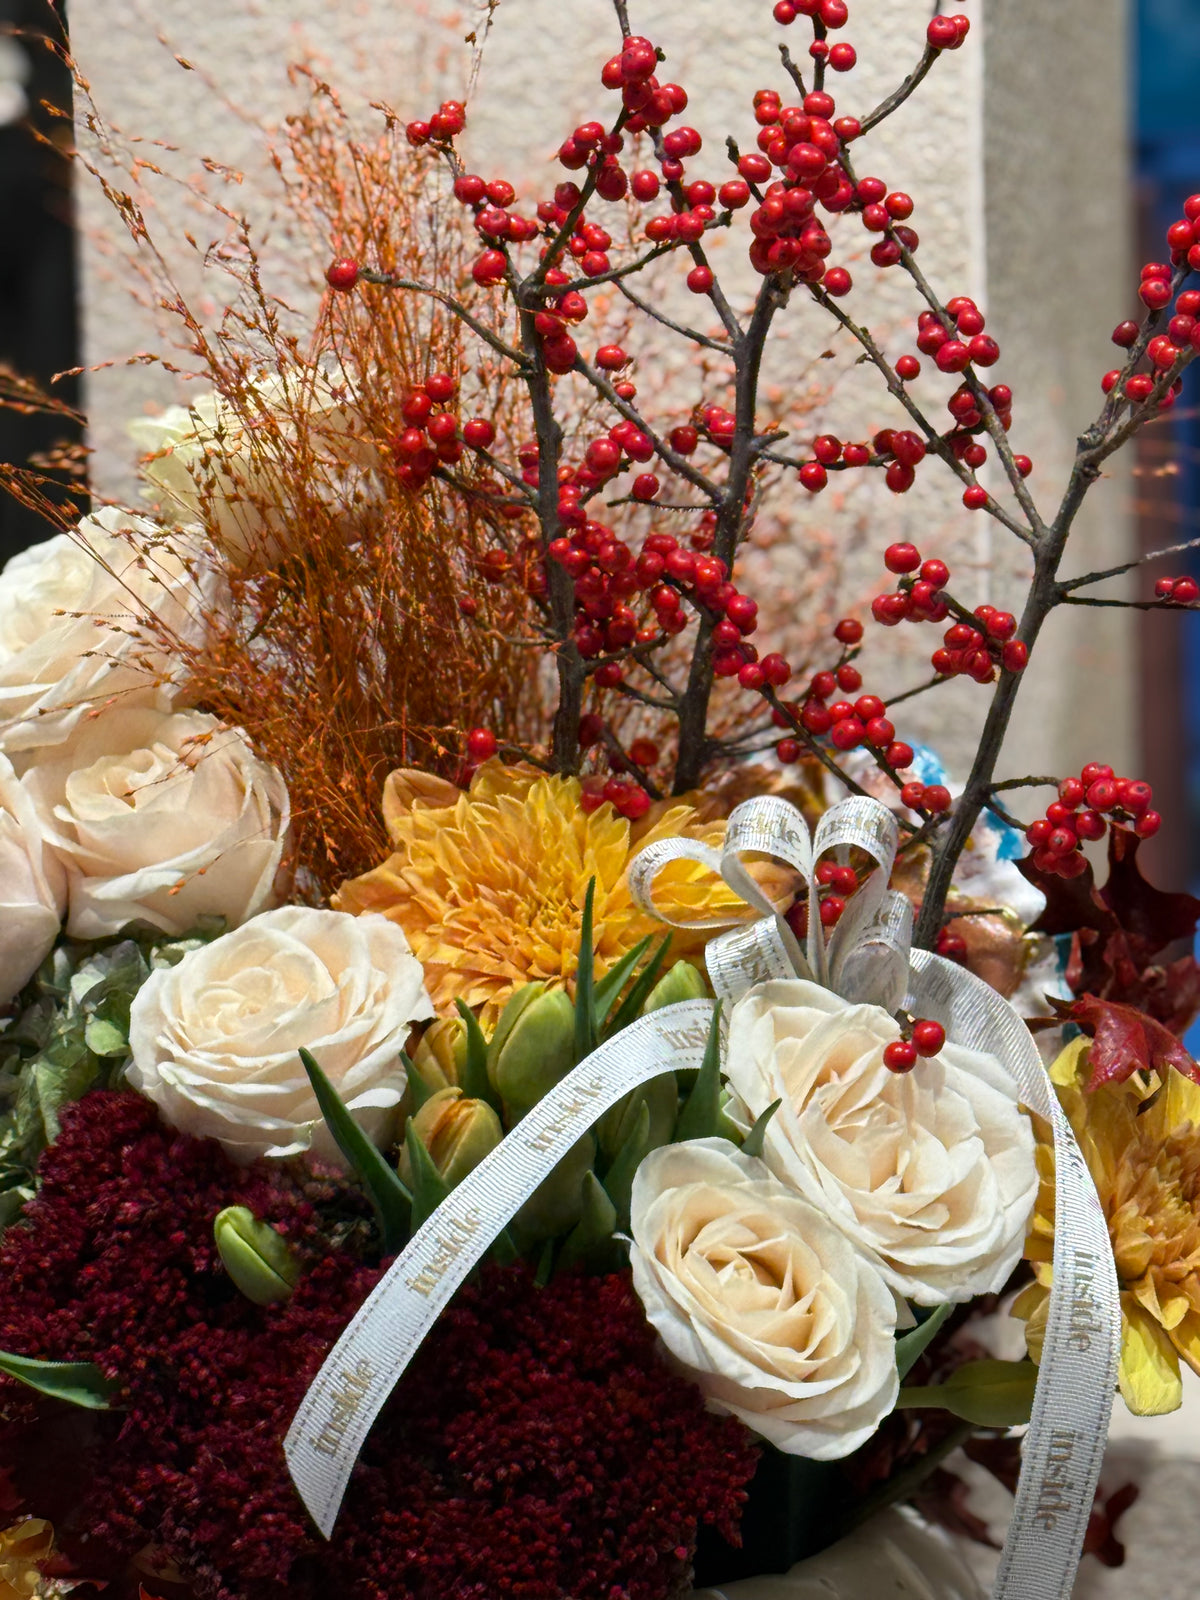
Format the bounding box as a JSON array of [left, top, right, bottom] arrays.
[[1025, 762, 1161, 878], [870, 543, 1027, 684], [935, 926, 968, 963], [404, 98, 467, 146], [772, 0, 858, 74], [1154, 575, 1199, 604], [784, 855, 862, 936], [884, 1017, 946, 1073], [1102, 198, 1200, 410], [390, 371, 498, 491]]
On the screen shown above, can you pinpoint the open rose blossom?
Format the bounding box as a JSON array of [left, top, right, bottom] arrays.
[[0, 507, 212, 759], [0, 752, 66, 1003], [629, 1139, 898, 1459], [25, 706, 289, 939], [725, 979, 1037, 1306], [126, 907, 433, 1160]]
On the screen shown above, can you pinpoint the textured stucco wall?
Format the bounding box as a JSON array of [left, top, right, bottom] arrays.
[[69, 0, 1133, 783]]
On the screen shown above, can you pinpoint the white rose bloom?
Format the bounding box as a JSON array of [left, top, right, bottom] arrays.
[[128, 363, 377, 568], [0, 507, 211, 759], [126, 907, 434, 1161], [0, 752, 67, 1003], [629, 1138, 899, 1460], [24, 706, 289, 940], [725, 979, 1037, 1306]]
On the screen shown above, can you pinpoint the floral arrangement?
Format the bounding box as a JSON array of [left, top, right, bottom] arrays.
[[1, 3, 1199, 1598]]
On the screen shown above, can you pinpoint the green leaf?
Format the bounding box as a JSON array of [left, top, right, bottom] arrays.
[[404, 1052, 436, 1113], [739, 1098, 782, 1160], [895, 1357, 1038, 1428], [0, 1351, 118, 1411], [405, 1121, 452, 1235], [534, 1238, 556, 1288], [298, 1048, 411, 1253], [673, 1003, 725, 1143], [574, 877, 598, 1062], [558, 1170, 619, 1273], [83, 1017, 129, 1058], [895, 1303, 954, 1380], [604, 934, 672, 1038], [601, 1099, 651, 1232], [592, 936, 652, 1033], [489, 1226, 519, 1266], [453, 1000, 499, 1110]]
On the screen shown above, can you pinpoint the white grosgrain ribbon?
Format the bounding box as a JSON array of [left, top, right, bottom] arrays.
[[286, 792, 1119, 1600]]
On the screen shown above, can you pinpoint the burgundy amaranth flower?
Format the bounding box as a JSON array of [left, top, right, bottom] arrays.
[[0, 1092, 756, 1600]]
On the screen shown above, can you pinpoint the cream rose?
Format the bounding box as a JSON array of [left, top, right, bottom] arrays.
[[24, 706, 289, 939], [0, 507, 211, 759], [0, 753, 67, 1003], [629, 1139, 898, 1459], [129, 363, 377, 568], [725, 979, 1036, 1306], [126, 907, 434, 1160]]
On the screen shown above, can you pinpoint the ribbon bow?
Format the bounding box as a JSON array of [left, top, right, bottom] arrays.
[[630, 793, 913, 1011]]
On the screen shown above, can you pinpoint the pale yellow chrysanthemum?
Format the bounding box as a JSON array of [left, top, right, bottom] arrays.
[[334, 761, 763, 1025], [1014, 1036, 1200, 1415]]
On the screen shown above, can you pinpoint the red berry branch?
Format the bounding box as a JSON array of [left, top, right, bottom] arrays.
[[324, 0, 1199, 945]]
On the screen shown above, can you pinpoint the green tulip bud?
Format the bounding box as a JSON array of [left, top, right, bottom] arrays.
[[214, 1205, 300, 1306], [513, 1133, 596, 1244], [488, 983, 576, 1119], [410, 1016, 468, 1094], [641, 959, 708, 1014], [398, 1087, 503, 1190], [595, 1075, 678, 1161]]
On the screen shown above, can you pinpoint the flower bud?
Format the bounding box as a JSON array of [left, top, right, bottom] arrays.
[[641, 959, 707, 1014], [488, 983, 576, 1118], [596, 1076, 678, 1161], [410, 1016, 468, 1094], [513, 1133, 597, 1244], [213, 1205, 300, 1306], [398, 1087, 503, 1190]]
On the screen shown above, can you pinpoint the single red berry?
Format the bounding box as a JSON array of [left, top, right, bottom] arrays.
[[325, 257, 360, 291], [886, 741, 914, 769], [1173, 576, 1200, 603], [1135, 810, 1162, 838], [776, 737, 802, 763], [1139, 278, 1172, 310], [963, 485, 988, 510], [834, 617, 864, 644], [687, 264, 715, 294], [1001, 639, 1028, 672], [923, 784, 952, 814], [462, 417, 496, 449], [823, 266, 853, 296], [912, 1019, 946, 1057], [836, 664, 862, 691], [1074, 809, 1105, 842], [820, 894, 846, 926], [884, 541, 921, 574], [800, 461, 828, 492], [896, 354, 921, 381], [466, 727, 498, 761], [936, 929, 968, 962], [1086, 778, 1119, 811], [884, 1039, 918, 1072], [900, 781, 926, 810]]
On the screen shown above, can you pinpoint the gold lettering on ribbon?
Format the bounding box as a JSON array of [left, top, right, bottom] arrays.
[[311, 1357, 378, 1458], [525, 1076, 606, 1153], [404, 1208, 486, 1298], [1032, 1428, 1077, 1532]]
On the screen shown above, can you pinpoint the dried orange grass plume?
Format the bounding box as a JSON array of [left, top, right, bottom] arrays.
[[121, 80, 544, 897]]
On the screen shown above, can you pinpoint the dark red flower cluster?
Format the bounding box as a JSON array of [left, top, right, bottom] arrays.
[[0, 1092, 755, 1600]]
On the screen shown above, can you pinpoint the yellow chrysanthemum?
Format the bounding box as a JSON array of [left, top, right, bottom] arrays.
[[334, 761, 766, 1025], [0, 1518, 54, 1600], [1014, 1036, 1200, 1415]]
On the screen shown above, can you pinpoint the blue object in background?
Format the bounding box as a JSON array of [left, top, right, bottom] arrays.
[[1135, 3, 1200, 1056]]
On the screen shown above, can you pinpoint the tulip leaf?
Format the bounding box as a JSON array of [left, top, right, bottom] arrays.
[[404, 1051, 436, 1113], [574, 878, 598, 1061], [405, 1121, 452, 1235], [605, 934, 673, 1038], [739, 1098, 782, 1161], [0, 1350, 118, 1411], [592, 937, 653, 1033], [895, 1357, 1038, 1428], [299, 1048, 411, 1253], [673, 1003, 725, 1143], [489, 1226, 519, 1267], [601, 1099, 651, 1232], [534, 1238, 556, 1288], [558, 1170, 619, 1273], [894, 1303, 954, 1379], [453, 1000, 500, 1111]]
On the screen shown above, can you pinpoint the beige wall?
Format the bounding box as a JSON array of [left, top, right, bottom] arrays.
[[69, 0, 1134, 787]]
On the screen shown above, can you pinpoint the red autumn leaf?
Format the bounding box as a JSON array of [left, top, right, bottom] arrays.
[[1064, 993, 1200, 1089]]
